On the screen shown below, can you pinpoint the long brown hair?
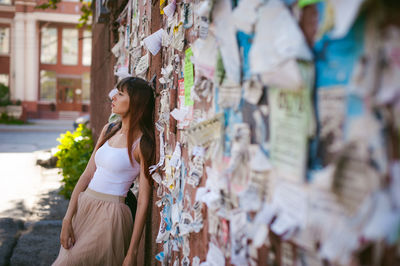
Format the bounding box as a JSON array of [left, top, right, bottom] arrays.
[[98, 77, 156, 181]]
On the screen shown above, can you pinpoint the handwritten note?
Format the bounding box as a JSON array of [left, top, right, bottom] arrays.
[[135, 53, 149, 75]]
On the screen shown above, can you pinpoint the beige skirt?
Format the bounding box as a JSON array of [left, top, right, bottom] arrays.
[[52, 188, 133, 266]]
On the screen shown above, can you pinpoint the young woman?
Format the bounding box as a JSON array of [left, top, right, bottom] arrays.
[[52, 77, 155, 266]]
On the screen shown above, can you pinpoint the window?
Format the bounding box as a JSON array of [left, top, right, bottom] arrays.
[[82, 30, 91, 66], [0, 27, 10, 54], [40, 70, 57, 101], [0, 74, 8, 86], [62, 28, 78, 65], [82, 72, 90, 102], [0, 0, 12, 5], [41, 27, 58, 64]]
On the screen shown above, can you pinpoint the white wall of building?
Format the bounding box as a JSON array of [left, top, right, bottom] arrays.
[[11, 11, 81, 102], [13, 13, 25, 101], [24, 14, 38, 101]]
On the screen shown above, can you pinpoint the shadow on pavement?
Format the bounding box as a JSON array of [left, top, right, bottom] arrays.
[[30, 188, 69, 221], [0, 200, 33, 220], [0, 218, 24, 266], [0, 187, 69, 266]]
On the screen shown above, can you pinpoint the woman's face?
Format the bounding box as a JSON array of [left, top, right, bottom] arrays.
[[111, 88, 130, 116]]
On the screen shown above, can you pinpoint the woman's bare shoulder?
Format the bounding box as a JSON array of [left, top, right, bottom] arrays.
[[98, 123, 111, 139]]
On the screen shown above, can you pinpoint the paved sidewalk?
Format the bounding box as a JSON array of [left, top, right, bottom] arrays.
[[0, 119, 71, 265], [0, 164, 69, 266]]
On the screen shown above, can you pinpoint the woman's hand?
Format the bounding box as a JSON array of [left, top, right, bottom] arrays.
[[122, 253, 137, 266], [60, 219, 75, 249]]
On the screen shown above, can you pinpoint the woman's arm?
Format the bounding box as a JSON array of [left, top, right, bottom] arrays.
[[60, 124, 110, 249], [125, 145, 152, 259], [62, 124, 109, 223]]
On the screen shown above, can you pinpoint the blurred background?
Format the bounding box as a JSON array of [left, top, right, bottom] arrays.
[[0, 0, 91, 121], [0, 1, 91, 265]]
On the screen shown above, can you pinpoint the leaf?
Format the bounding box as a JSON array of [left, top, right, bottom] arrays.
[[56, 124, 94, 199]]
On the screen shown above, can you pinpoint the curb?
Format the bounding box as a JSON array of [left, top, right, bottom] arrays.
[[0, 127, 72, 133], [0, 119, 74, 133]]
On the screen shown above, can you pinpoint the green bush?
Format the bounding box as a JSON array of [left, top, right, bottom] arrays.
[[0, 83, 11, 106], [55, 124, 94, 199], [0, 112, 26, 125]]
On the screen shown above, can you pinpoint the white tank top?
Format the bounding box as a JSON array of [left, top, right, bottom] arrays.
[[88, 137, 141, 196]]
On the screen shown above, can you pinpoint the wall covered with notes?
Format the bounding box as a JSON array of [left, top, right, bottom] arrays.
[[101, 0, 400, 265]]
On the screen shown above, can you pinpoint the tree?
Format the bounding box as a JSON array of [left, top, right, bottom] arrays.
[[36, 0, 92, 29]]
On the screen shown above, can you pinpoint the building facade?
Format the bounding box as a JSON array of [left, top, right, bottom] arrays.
[[0, 0, 91, 119]]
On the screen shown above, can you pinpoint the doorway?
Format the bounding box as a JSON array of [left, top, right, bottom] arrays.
[[56, 77, 82, 111]]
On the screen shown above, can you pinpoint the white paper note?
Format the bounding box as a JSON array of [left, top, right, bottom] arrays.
[[192, 256, 201, 266], [169, 142, 181, 168], [249, 146, 271, 172], [144, 29, 164, 55], [259, 59, 303, 90], [232, 0, 261, 34], [202, 243, 225, 266], [250, 0, 312, 75], [114, 66, 131, 80], [319, 221, 359, 265], [135, 53, 149, 75], [230, 210, 248, 265], [272, 180, 307, 230], [212, 0, 241, 84], [171, 23, 185, 52], [170, 108, 188, 122], [191, 34, 218, 80], [330, 0, 365, 39], [163, 0, 176, 18]]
